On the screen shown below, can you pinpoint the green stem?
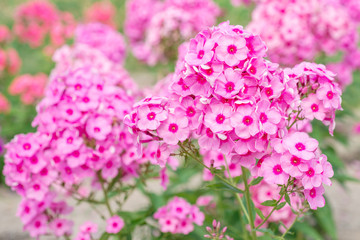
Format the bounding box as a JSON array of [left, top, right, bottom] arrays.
[[255, 195, 283, 229], [281, 216, 298, 238], [241, 167, 257, 240], [287, 110, 301, 130], [179, 142, 251, 239], [178, 142, 241, 192], [97, 172, 114, 216], [224, 156, 251, 240]]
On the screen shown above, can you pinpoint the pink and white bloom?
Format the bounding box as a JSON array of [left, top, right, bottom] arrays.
[[304, 186, 325, 210], [204, 104, 233, 133], [261, 154, 289, 185], [86, 116, 112, 141], [157, 113, 190, 145], [215, 34, 248, 66], [256, 100, 282, 135], [283, 132, 318, 160], [106, 216, 124, 234], [231, 104, 259, 139]]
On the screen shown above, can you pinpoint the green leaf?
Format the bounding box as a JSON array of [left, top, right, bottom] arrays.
[[256, 228, 275, 236], [293, 222, 323, 240], [261, 200, 277, 207], [276, 202, 286, 210], [313, 196, 337, 239], [250, 177, 263, 186], [255, 208, 265, 220], [206, 182, 244, 194], [99, 232, 110, 240], [284, 193, 291, 206]]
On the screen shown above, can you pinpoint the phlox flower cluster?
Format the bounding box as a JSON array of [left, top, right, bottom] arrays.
[[247, 0, 359, 68], [84, 1, 117, 28], [154, 197, 205, 234], [125, 22, 342, 210], [75, 23, 126, 64], [124, 0, 220, 65], [14, 0, 76, 49], [8, 73, 47, 105], [0, 47, 22, 76], [3, 36, 145, 238]]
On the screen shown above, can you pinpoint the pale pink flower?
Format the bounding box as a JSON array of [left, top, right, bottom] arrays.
[[231, 104, 259, 139], [86, 116, 112, 141], [137, 105, 168, 131], [261, 154, 289, 185], [215, 34, 248, 66], [157, 113, 189, 145], [204, 104, 233, 133], [304, 186, 325, 210], [214, 68, 243, 98], [299, 161, 323, 189], [283, 132, 318, 160], [106, 215, 124, 234]]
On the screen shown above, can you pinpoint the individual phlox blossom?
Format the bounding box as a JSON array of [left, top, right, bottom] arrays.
[[185, 34, 215, 66], [280, 152, 304, 178], [86, 116, 112, 141], [316, 82, 342, 109], [214, 68, 244, 98], [84, 1, 117, 28], [231, 104, 259, 139], [215, 33, 248, 66], [49, 218, 73, 237], [136, 105, 168, 131], [301, 93, 326, 121], [298, 160, 323, 189], [256, 100, 282, 135], [9, 73, 47, 105], [157, 112, 190, 145], [154, 197, 204, 234], [75, 221, 98, 240], [260, 153, 289, 185], [304, 185, 325, 210], [75, 23, 126, 64], [204, 103, 233, 134], [106, 215, 124, 234], [283, 132, 318, 160], [319, 154, 334, 186]]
